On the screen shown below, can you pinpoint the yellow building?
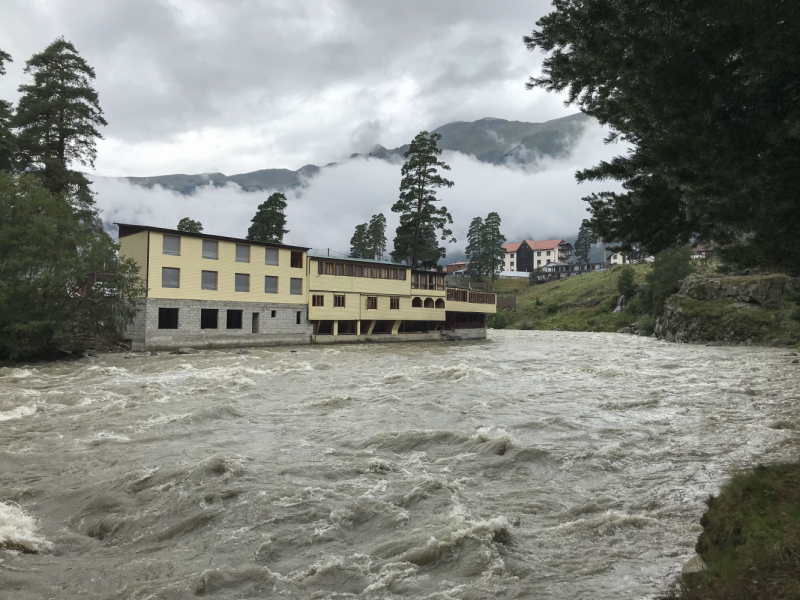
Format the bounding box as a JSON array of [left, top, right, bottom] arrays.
[[117, 224, 496, 350]]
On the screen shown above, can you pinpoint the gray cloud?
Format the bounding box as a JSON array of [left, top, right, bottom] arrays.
[[0, 0, 565, 176]]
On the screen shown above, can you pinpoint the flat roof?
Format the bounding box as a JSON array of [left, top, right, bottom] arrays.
[[115, 223, 310, 251]]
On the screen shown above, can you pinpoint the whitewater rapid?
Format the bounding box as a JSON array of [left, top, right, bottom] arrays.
[[1, 331, 797, 599]]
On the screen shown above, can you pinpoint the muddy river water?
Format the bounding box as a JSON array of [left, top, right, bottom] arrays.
[[1, 330, 798, 599]]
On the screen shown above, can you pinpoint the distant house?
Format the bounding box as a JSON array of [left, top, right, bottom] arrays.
[[608, 252, 626, 265], [502, 239, 573, 272], [692, 243, 715, 259], [532, 262, 603, 283], [446, 261, 468, 273]]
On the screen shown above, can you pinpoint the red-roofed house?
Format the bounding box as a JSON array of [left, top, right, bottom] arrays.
[[501, 239, 573, 272]]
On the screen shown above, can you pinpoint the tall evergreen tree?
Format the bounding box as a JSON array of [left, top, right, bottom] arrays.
[[390, 131, 455, 268], [247, 192, 288, 243], [0, 48, 16, 173], [525, 1, 800, 275], [349, 223, 370, 258], [14, 38, 107, 207], [177, 217, 203, 233], [574, 219, 596, 263], [367, 213, 387, 260], [465, 216, 485, 280], [483, 212, 506, 291]]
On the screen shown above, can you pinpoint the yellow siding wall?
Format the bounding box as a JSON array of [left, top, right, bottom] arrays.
[[445, 299, 497, 314], [118, 231, 149, 289], [308, 292, 445, 321], [147, 232, 308, 304]]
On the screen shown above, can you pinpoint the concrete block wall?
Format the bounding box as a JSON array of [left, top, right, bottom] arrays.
[[136, 298, 312, 350]]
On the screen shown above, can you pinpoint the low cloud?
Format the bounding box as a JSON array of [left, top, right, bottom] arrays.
[[94, 122, 625, 259]]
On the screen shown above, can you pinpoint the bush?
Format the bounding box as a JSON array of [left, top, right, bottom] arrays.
[[646, 246, 695, 314], [617, 265, 636, 299], [487, 311, 509, 329], [546, 304, 559, 315], [535, 296, 543, 307], [637, 314, 656, 336]]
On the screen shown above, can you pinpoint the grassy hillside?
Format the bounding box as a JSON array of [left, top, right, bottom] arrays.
[[477, 265, 650, 332]]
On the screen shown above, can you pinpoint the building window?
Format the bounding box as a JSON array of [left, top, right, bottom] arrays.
[[334, 294, 346, 307], [424, 298, 435, 308], [290, 278, 303, 295], [435, 298, 445, 309], [202, 240, 218, 259], [411, 273, 419, 289], [200, 309, 218, 329], [335, 263, 343, 276], [296, 311, 302, 324], [163, 235, 180, 256], [363, 266, 372, 278], [390, 297, 400, 310], [201, 270, 217, 290], [510, 262, 514, 268], [271, 310, 276, 318], [235, 273, 250, 292], [264, 276, 278, 294], [264, 248, 279, 265], [290, 251, 303, 268], [345, 264, 353, 276], [399, 269, 406, 280], [324, 262, 334, 275], [366, 296, 378, 309], [537, 251, 541, 257], [537, 260, 541, 266], [252, 312, 259, 334], [546, 250, 551, 256], [412, 297, 422, 307], [226, 310, 243, 329], [312, 294, 324, 306], [354, 265, 363, 277], [162, 267, 180, 288], [510, 253, 515, 258], [158, 307, 179, 329], [546, 259, 551, 264], [235, 244, 250, 263]]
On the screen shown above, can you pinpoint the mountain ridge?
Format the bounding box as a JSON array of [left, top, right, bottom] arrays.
[[123, 113, 592, 195]]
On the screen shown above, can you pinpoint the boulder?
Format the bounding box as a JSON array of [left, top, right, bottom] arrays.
[[681, 554, 706, 575], [176, 347, 197, 355]]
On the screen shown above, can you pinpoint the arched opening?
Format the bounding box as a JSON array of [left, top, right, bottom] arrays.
[[424, 298, 434, 308], [412, 297, 422, 308], [435, 298, 445, 309]]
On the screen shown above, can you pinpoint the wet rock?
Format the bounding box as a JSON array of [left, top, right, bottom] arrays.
[[176, 347, 197, 355], [791, 358, 800, 364], [682, 554, 706, 575], [237, 349, 250, 355], [149, 351, 158, 356]]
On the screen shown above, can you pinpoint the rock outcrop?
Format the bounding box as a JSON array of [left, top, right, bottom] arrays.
[[655, 274, 800, 345]]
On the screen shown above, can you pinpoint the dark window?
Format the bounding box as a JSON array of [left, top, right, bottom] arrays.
[[363, 266, 372, 278], [318, 261, 324, 274], [158, 307, 179, 329], [290, 278, 302, 295], [334, 294, 345, 307], [335, 263, 344, 276], [201, 270, 217, 290], [390, 297, 399, 310], [312, 294, 324, 306], [163, 235, 180, 256], [411, 273, 419, 289], [162, 267, 180, 288], [202, 240, 218, 259], [345, 264, 353, 276], [399, 269, 406, 280], [264, 248, 279, 265], [435, 298, 445, 309], [296, 311, 301, 324], [252, 312, 259, 333], [424, 298, 435, 308], [290, 251, 303, 268], [324, 262, 333, 275], [236, 244, 250, 263], [366, 296, 378, 309], [235, 273, 250, 292], [226, 310, 243, 329], [354, 265, 363, 277], [412, 297, 422, 308], [271, 310, 276, 318], [264, 276, 278, 294], [200, 309, 218, 329]]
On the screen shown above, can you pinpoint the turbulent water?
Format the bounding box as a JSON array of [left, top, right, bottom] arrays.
[[1, 331, 798, 599]]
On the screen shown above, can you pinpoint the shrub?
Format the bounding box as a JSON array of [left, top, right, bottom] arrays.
[[637, 314, 656, 336], [487, 311, 509, 329], [617, 265, 636, 299], [535, 296, 543, 307], [546, 304, 559, 315]]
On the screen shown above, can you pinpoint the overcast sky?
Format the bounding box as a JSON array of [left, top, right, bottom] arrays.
[[0, 1, 624, 255]]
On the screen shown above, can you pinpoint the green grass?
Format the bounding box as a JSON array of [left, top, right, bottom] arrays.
[[484, 265, 650, 332], [662, 463, 800, 600]]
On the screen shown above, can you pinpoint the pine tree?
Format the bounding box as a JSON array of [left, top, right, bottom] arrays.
[[0, 48, 15, 174], [247, 192, 288, 243], [177, 217, 203, 233], [349, 223, 370, 258], [574, 219, 596, 264], [367, 213, 387, 260], [14, 38, 107, 207], [483, 212, 506, 291], [465, 216, 485, 280], [390, 131, 455, 268]]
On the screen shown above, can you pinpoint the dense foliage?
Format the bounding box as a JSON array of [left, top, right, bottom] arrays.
[[177, 217, 203, 233], [247, 192, 288, 243], [349, 213, 387, 259], [390, 131, 454, 268], [0, 40, 143, 360], [573, 219, 596, 264], [641, 246, 695, 314], [617, 265, 636, 300], [526, 0, 800, 274], [465, 212, 506, 289]]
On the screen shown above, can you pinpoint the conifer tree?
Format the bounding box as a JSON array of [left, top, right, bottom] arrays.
[[367, 213, 387, 260], [465, 217, 485, 280], [349, 223, 370, 258], [14, 38, 107, 207], [574, 219, 596, 264], [390, 131, 455, 268], [247, 192, 288, 243], [483, 212, 506, 290], [177, 217, 203, 233], [0, 48, 15, 173]]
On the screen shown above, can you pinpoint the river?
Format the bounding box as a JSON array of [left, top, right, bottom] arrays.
[[1, 331, 798, 599]]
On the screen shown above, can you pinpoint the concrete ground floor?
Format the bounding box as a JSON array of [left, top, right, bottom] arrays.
[[125, 298, 488, 351]]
